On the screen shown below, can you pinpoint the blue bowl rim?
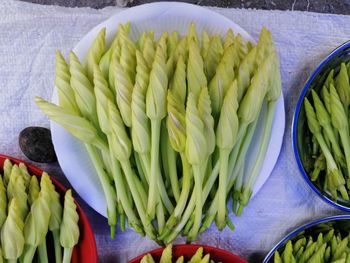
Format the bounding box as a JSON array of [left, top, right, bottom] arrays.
[[292, 40, 350, 212], [263, 214, 350, 262]]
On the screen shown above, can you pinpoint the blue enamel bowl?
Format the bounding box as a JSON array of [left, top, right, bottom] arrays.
[[292, 40, 350, 212], [263, 215, 350, 262]]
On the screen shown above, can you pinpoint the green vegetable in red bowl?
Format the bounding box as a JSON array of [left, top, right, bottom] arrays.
[[0, 155, 98, 263], [129, 244, 247, 263]]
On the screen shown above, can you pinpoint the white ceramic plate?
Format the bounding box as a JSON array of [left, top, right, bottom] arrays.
[[51, 2, 285, 217]]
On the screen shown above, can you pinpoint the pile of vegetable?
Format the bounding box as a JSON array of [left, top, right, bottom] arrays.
[[140, 244, 218, 263], [0, 159, 80, 263], [304, 62, 350, 202], [36, 22, 281, 243], [273, 225, 350, 263]]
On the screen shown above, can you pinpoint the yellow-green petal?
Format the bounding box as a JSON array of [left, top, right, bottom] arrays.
[[24, 173, 52, 246], [60, 190, 80, 248], [94, 65, 114, 134], [167, 89, 186, 152], [146, 40, 168, 120], [28, 175, 40, 206], [113, 56, 133, 127], [35, 97, 99, 144], [185, 93, 207, 165], [216, 80, 239, 150], [3, 159, 12, 186], [7, 164, 21, 200], [131, 51, 151, 154], [12, 175, 28, 220], [86, 28, 106, 82], [55, 51, 79, 113], [108, 100, 132, 161], [120, 39, 136, 84], [201, 30, 210, 58], [204, 35, 223, 81], [224, 28, 235, 50], [238, 52, 274, 123], [1, 198, 24, 260], [170, 55, 187, 105], [0, 176, 7, 228], [19, 163, 31, 189], [187, 39, 207, 99], [198, 86, 215, 155], [69, 51, 98, 127]]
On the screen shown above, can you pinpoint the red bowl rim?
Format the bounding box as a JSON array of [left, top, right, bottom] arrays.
[[128, 244, 248, 263], [0, 154, 98, 263]]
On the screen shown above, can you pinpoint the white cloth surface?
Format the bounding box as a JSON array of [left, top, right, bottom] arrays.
[[0, 0, 349, 262]]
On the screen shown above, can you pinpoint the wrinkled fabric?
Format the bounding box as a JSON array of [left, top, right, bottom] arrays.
[[0, 0, 348, 261]]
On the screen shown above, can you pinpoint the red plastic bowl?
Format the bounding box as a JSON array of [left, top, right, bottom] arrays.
[[128, 244, 247, 263], [0, 154, 98, 263]]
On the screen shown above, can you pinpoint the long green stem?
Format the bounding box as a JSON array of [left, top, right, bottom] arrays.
[[142, 153, 174, 214], [62, 248, 73, 263], [85, 144, 117, 238], [135, 178, 148, 209], [134, 153, 148, 188], [101, 150, 112, 180], [108, 142, 143, 235], [160, 125, 170, 189], [234, 166, 245, 216], [187, 164, 202, 241], [204, 156, 212, 184], [139, 153, 150, 183], [217, 149, 230, 230], [241, 102, 276, 207], [156, 197, 165, 235], [147, 119, 162, 219], [120, 160, 156, 240], [162, 162, 220, 243], [324, 125, 345, 168], [167, 142, 180, 201], [8, 259, 16, 263], [165, 152, 191, 228], [200, 121, 258, 230], [139, 153, 166, 237], [52, 229, 62, 263], [38, 241, 48, 263], [21, 244, 36, 263]]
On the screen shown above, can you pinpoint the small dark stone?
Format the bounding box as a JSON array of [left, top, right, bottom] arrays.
[[19, 126, 57, 163]]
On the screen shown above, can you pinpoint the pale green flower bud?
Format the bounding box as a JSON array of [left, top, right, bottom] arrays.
[[146, 41, 168, 120], [28, 175, 40, 206], [69, 51, 98, 126], [86, 28, 106, 82], [0, 176, 7, 228], [108, 100, 132, 161], [1, 198, 24, 260], [60, 190, 80, 248], [216, 81, 239, 150], [167, 90, 186, 153], [185, 93, 207, 165], [187, 39, 207, 99], [55, 51, 79, 113], [198, 87, 215, 155], [131, 51, 151, 154]]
